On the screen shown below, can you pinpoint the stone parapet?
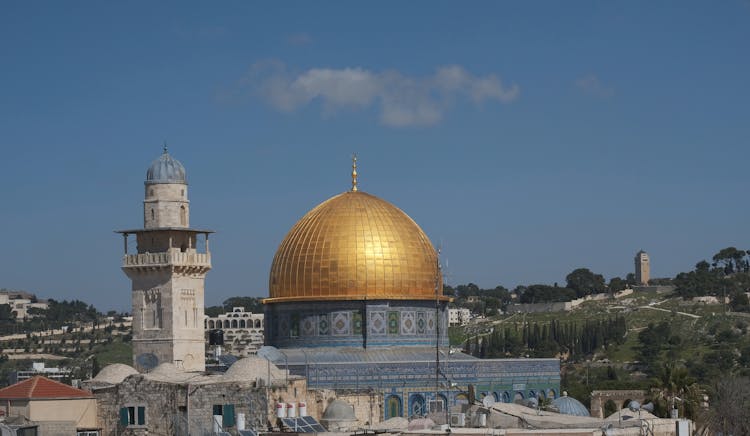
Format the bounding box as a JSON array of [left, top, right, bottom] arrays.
[[122, 252, 211, 273]]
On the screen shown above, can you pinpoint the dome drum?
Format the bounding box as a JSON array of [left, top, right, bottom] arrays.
[[265, 299, 449, 349]]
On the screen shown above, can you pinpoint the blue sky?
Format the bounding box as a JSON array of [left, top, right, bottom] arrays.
[[1, 2, 748, 311]]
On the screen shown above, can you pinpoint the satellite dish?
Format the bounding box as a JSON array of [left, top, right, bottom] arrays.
[[482, 395, 496, 408], [136, 353, 159, 371], [219, 354, 238, 367], [641, 402, 655, 412]]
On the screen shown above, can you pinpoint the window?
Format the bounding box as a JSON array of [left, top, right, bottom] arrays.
[[212, 404, 236, 427], [119, 406, 146, 426], [77, 431, 100, 436], [428, 399, 444, 413]]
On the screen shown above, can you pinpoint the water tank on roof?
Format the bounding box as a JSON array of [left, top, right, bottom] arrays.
[[209, 329, 225, 346]]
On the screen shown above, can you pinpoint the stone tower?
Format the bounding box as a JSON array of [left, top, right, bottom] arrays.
[[118, 147, 212, 372], [635, 250, 650, 286]]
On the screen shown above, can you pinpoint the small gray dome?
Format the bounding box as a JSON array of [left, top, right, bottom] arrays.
[[146, 147, 186, 185], [93, 363, 138, 385], [322, 400, 357, 422], [551, 394, 590, 417]]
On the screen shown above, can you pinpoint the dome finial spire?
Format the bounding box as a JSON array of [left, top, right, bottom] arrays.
[[351, 154, 359, 192], [163, 141, 168, 154]]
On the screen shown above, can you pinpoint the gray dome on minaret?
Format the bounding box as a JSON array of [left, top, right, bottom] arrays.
[[146, 146, 187, 185]]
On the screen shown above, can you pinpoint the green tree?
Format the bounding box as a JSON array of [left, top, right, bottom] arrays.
[[566, 268, 606, 298], [712, 247, 746, 275], [608, 277, 627, 293]]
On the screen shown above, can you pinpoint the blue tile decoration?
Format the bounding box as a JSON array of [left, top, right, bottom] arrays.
[[387, 311, 399, 335], [301, 315, 317, 336], [318, 314, 329, 336], [416, 312, 426, 334], [331, 311, 351, 336], [401, 311, 416, 335], [369, 311, 386, 336]]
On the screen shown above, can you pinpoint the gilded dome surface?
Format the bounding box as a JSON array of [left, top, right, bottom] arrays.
[[267, 191, 444, 303]]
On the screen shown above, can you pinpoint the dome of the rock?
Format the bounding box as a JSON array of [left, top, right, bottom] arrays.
[[266, 190, 444, 303]]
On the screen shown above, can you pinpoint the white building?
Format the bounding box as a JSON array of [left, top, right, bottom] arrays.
[[448, 307, 472, 326], [205, 307, 264, 356], [9, 362, 72, 385], [0, 290, 49, 319]]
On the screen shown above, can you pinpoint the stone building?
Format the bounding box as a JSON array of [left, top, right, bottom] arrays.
[[91, 152, 561, 435], [84, 358, 308, 435], [204, 307, 264, 356], [117, 147, 213, 372], [635, 250, 650, 285], [0, 376, 98, 435]]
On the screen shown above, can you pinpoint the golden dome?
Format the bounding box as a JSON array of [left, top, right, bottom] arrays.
[[266, 191, 446, 303]]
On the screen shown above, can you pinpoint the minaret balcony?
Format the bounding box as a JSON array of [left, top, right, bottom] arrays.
[[122, 251, 211, 272]]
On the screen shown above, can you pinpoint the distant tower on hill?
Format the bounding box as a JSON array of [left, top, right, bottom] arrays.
[[117, 146, 212, 372], [635, 250, 650, 285]]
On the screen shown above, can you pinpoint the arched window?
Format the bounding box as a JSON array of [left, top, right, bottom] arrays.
[[255, 319, 261, 328], [151, 209, 155, 221], [409, 394, 426, 417], [385, 395, 402, 419], [239, 320, 246, 328], [208, 320, 215, 329], [231, 320, 238, 329], [180, 205, 186, 226], [224, 320, 230, 329]]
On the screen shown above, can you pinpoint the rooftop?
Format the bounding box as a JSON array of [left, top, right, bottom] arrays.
[[0, 376, 94, 400]]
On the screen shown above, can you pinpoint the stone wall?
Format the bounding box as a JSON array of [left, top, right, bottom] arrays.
[[35, 421, 77, 436], [506, 302, 572, 313], [144, 183, 189, 229], [302, 389, 382, 428], [91, 375, 306, 436]]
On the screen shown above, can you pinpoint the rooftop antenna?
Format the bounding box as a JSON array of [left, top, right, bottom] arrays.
[[351, 154, 358, 192], [435, 245, 442, 415]]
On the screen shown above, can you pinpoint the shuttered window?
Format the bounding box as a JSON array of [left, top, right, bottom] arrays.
[[223, 404, 235, 427]]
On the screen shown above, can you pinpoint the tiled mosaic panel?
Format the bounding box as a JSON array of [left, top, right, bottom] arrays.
[[278, 314, 290, 338], [416, 312, 426, 334], [426, 312, 435, 334], [400, 311, 416, 335], [318, 314, 330, 336], [331, 312, 351, 336], [369, 311, 386, 336], [353, 312, 363, 335], [301, 315, 317, 336], [290, 313, 300, 337], [387, 311, 399, 335]]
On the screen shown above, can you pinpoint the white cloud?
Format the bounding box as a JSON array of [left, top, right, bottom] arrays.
[[575, 74, 615, 98], [238, 61, 520, 127], [286, 33, 313, 46]]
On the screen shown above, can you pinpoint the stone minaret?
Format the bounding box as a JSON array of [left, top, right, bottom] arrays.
[[635, 250, 650, 286], [118, 147, 212, 372]]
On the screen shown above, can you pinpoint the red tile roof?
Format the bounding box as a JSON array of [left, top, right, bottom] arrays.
[[0, 376, 94, 400]]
